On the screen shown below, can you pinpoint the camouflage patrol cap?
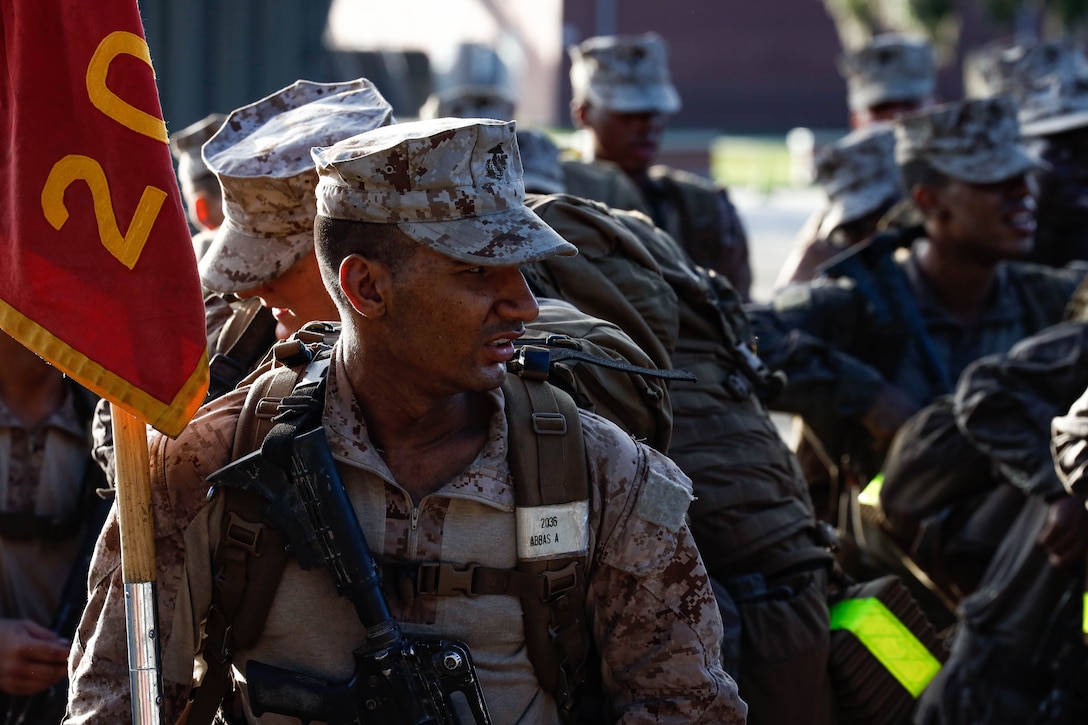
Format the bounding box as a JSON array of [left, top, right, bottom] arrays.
[[815, 126, 901, 238], [894, 96, 1038, 184], [312, 117, 577, 265], [515, 128, 567, 195], [964, 38, 1088, 99], [1018, 74, 1088, 137], [169, 113, 226, 187], [841, 34, 936, 111], [418, 84, 516, 121], [199, 79, 394, 293], [569, 33, 681, 114]]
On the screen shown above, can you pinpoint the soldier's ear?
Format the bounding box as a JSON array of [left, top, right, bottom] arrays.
[[194, 195, 213, 229], [571, 102, 589, 129], [339, 254, 388, 318], [912, 184, 942, 217]]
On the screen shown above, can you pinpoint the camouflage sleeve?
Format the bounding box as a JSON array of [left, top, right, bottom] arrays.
[[1053, 384, 1088, 497], [713, 188, 752, 303], [65, 393, 242, 724], [955, 321, 1088, 501], [582, 413, 748, 723], [745, 281, 887, 422]]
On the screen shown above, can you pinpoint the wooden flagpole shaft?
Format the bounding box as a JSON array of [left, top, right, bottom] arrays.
[[111, 402, 165, 725]]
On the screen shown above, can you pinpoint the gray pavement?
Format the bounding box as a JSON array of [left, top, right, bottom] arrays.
[[732, 185, 825, 302], [732, 185, 825, 441]]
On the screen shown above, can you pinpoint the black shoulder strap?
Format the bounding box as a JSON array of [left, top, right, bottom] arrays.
[[206, 298, 278, 401]]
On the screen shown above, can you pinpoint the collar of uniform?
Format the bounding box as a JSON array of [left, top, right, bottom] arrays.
[[0, 379, 86, 438], [903, 249, 1019, 326], [322, 348, 515, 509]]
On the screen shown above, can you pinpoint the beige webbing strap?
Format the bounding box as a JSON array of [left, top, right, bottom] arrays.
[[187, 359, 324, 724], [501, 374, 591, 717], [188, 490, 290, 725], [503, 375, 586, 506]]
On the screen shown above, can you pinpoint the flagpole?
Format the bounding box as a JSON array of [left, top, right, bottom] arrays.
[[112, 402, 165, 725]]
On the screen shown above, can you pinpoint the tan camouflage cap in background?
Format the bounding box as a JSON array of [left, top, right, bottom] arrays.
[[841, 33, 936, 112], [312, 117, 577, 265], [894, 96, 1039, 184], [569, 32, 681, 114], [169, 113, 226, 187], [515, 128, 567, 195], [961, 38, 1088, 136], [199, 79, 394, 294], [815, 126, 902, 238], [964, 38, 1088, 98], [1019, 74, 1088, 136], [418, 84, 517, 121]]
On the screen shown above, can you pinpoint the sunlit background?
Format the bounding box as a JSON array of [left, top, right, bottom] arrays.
[[138, 0, 1088, 300]]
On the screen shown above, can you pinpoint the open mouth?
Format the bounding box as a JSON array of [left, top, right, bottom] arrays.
[[1005, 208, 1037, 235]]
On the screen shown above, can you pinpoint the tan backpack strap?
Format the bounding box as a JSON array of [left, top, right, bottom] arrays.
[[187, 343, 332, 724], [502, 374, 591, 719], [187, 488, 291, 725], [230, 365, 303, 461]]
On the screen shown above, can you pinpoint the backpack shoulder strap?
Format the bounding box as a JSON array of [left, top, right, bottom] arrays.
[[501, 372, 592, 719], [206, 298, 279, 401], [187, 339, 332, 724]]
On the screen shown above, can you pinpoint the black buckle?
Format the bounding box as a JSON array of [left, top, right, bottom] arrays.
[[224, 512, 264, 556], [415, 562, 480, 596], [203, 605, 233, 663], [540, 561, 580, 600]]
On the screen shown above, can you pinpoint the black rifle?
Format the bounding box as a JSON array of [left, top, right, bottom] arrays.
[[208, 425, 491, 725], [816, 225, 952, 398]]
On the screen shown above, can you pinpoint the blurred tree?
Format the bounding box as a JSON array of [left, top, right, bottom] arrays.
[[823, 0, 1088, 60]]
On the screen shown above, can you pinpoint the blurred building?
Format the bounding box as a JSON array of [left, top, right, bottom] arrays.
[[143, 0, 1023, 144]]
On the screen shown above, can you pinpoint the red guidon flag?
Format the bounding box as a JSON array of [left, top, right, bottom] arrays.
[[0, 0, 209, 436]]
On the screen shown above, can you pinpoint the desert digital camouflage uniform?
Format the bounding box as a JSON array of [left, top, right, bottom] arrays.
[[519, 129, 833, 725], [0, 373, 106, 721], [775, 125, 901, 287], [68, 117, 745, 724], [750, 97, 1085, 483], [560, 156, 653, 216], [0, 384, 100, 629], [565, 33, 752, 300], [67, 357, 744, 724]]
